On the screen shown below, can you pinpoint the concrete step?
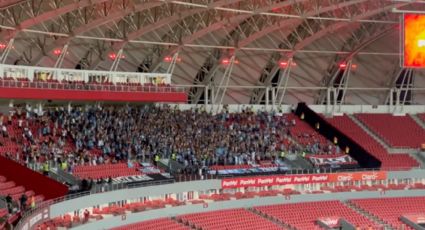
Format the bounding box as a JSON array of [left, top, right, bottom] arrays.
[[410, 114, 425, 129], [172, 216, 197, 230], [342, 200, 395, 230], [348, 114, 424, 167], [348, 114, 417, 154], [247, 207, 290, 230]]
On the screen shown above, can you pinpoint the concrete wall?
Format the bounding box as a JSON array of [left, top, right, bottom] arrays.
[[50, 179, 221, 217], [50, 169, 425, 218], [388, 169, 425, 179], [74, 189, 425, 230]]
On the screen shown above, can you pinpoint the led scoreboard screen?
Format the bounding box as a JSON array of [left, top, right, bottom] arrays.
[[403, 14, 425, 68]]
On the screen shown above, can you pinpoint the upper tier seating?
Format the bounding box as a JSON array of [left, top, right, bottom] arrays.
[[288, 114, 335, 152], [326, 115, 418, 169], [255, 200, 379, 230], [178, 208, 282, 230], [111, 218, 189, 230], [0, 106, 349, 181], [350, 197, 425, 229], [356, 114, 424, 148], [72, 163, 141, 180]]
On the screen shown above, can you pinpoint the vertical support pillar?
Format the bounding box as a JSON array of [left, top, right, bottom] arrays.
[[54, 43, 69, 68], [271, 87, 276, 112], [214, 55, 236, 110], [210, 86, 215, 113], [204, 86, 209, 106], [389, 88, 394, 112], [338, 60, 353, 112], [265, 87, 269, 111], [110, 49, 124, 72], [326, 87, 331, 114], [167, 52, 180, 75], [0, 39, 14, 64], [276, 58, 293, 106], [332, 87, 337, 114]]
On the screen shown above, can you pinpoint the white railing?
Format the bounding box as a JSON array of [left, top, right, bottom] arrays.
[[0, 64, 171, 85], [0, 80, 185, 93]]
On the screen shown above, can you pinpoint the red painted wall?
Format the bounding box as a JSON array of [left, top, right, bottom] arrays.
[[0, 156, 68, 200], [0, 88, 187, 102]]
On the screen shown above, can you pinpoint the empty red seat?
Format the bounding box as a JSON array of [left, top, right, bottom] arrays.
[[326, 115, 419, 169], [178, 208, 282, 230], [255, 200, 378, 230], [356, 114, 424, 148], [350, 197, 425, 229], [111, 218, 189, 230]]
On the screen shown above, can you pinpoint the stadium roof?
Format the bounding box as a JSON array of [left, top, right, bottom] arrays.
[[0, 0, 424, 105]]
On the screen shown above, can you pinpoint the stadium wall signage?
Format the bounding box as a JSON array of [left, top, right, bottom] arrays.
[[221, 171, 387, 189]]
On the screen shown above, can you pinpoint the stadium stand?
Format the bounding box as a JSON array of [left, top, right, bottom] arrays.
[[326, 115, 419, 169], [1, 1, 425, 229], [177, 208, 282, 230], [111, 218, 189, 230], [350, 197, 425, 229], [255, 200, 379, 229], [419, 113, 425, 123], [0, 105, 355, 182], [355, 114, 424, 148], [99, 196, 425, 230]]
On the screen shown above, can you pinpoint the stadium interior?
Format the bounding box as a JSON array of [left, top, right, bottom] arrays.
[[0, 0, 424, 230]]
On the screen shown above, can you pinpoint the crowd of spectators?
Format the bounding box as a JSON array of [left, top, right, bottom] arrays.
[[0, 105, 338, 174]]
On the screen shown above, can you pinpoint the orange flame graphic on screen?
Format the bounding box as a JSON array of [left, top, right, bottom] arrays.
[[404, 14, 425, 67]]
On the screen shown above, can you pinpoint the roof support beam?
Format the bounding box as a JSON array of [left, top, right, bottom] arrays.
[[150, 0, 309, 72], [29, 2, 163, 66], [0, 0, 111, 40], [0, 38, 14, 64], [0, 0, 24, 9]]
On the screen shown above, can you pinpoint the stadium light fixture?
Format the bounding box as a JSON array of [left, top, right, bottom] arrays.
[[339, 62, 357, 70], [108, 52, 125, 60], [163, 55, 181, 62], [109, 53, 117, 60], [221, 58, 239, 65], [53, 49, 62, 56], [279, 60, 297, 68]]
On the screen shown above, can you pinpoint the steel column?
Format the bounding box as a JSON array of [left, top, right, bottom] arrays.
[[0, 39, 14, 64]]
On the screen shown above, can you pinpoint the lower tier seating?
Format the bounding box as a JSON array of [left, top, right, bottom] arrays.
[[177, 208, 282, 230], [111, 218, 189, 230], [255, 200, 378, 230], [350, 197, 425, 229]]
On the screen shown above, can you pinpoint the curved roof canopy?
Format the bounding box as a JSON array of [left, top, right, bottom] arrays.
[[0, 0, 424, 105]]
